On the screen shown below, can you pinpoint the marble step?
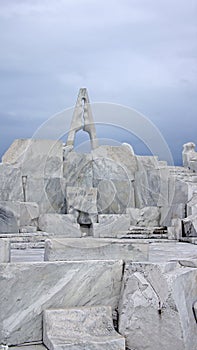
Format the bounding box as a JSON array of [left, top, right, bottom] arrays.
[[0, 232, 50, 249], [11, 248, 44, 262], [9, 343, 47, 350], [0, 232, 50, 241], [118, 227, 168, 239], [128, 226, 167, 233], [118, 233, 168, 239], [11, 241, 45, 249], [43, 306, 125, 350]]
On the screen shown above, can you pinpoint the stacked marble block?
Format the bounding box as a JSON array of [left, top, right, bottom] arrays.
[[119, 261, 197, 350], [2, 138, 197, 237], [0, 139, 65, 234], [1, 259, 197, 350], [63, 144, 197, 237], [1, 138, 197, 350], [0, 260, 124, 346]]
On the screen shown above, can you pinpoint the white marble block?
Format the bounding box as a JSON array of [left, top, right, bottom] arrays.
[[160, 203, 186, 226], [149, 242, 197, 263], [26, 177, 66, 214], [136, 155, 160, 171], [93, 214, 130, 238], [0, 164, 23, 201], [92, 147, 136, 214], [169, 178, 189, 205], [2, 139, 63, 178], [43, 306, 125, 350], [0, 239, 10, 263], [167, 218, 183, 240], [95, 178, 135, 214], [126, 207, 160, 226], [0, 201, 19, 233], [134, 168, 169, 208], [38, 214, 81, 237], [118, 262, 197, 350], [63, 151, 93, 188], [187, 193, 197, 216], [183, 214, 197, 237], [20, 202, 39, 227], [66, 186, 97, 215], [92, 145, 137, 180], [44, 238, 148, 262], [0, 260, 123, 345]]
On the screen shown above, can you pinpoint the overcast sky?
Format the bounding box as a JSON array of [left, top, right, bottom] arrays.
[[0, 0, 196, 164]]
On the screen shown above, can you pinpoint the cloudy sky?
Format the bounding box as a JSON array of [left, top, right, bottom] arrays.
[[0, 0, 196, 164]]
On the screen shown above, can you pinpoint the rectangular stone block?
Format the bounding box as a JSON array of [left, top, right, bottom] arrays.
[[92, 145, 137, 180], [0, 164, 23, 201], [63, 152, 93, 188], [0, 238, 10, 262], [169, 177, 189, 205], [118, 262, 197, 350], [183, 215, 197, 237], [187, 193, 197, 216], [0, 201, 20, 233], [26, 177, 66, 214], [93, 214, 130, 238], [20, 202, 39, 227], [95, 179, 135, 214], [149, 242, 197, 263], [92, 158, 129, 182], [134, 168, 169, 208], [136, 155, 160, 170], [167, 218, 183, 240], [126, 207, 160, 226], [2, 139, 63, 178], [38, 214, 81, 237], [44, 238, 148, 262], [160, 203, 186, 226], [43, 306, 125, 350], [0, 260, 123, 345], [66, 186, 97, 214]]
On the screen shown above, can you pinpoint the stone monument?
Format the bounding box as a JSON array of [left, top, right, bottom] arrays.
[[0, 88, 197, 350]]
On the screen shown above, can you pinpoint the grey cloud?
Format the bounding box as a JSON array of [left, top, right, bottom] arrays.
[[0, 0, 196, 164]]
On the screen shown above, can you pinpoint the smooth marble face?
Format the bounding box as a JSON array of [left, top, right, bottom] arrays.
[[118, 261, 197, 350], [0, 260, 123, 345]]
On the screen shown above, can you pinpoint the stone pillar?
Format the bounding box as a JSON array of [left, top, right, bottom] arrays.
[[66, 88, 98, 150], [0, 238, 10, 263]]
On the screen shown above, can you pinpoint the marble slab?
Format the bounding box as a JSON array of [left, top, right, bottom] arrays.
[[126, 207, 160, 226], [0, 165, 23, 202], [93, 215, 130, 238], [118, 261, 197, 350], [2, 139, 63, 178], [38, 214, 81, 237], [66, 186, 97, 214], [0, 260, 123, 345], [44, 238, 148, 262], [43, 306, 125, 350], [20, 202, 39, 227]]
